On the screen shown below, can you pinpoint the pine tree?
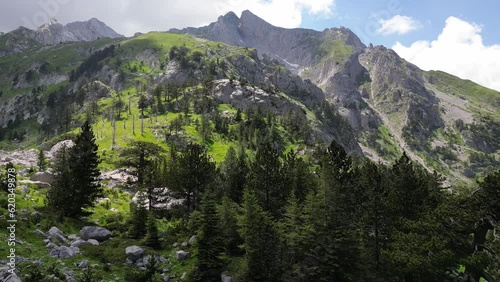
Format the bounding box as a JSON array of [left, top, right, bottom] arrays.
[[218, 196, 242, 256], [119, 141, 165, 185], [220, 146, 247, 204], [175, 143, 216, 212], [128, 192, 148, 239], [37, 149, 47, 171], [144, 211, 161, 249], [239, 189, 280, 281], [247, 142, 285, 217], [192, 190, 225, 282], [47, 121, 102, 217]]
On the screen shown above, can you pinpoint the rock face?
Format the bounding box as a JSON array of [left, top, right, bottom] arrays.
[[80, 226, 111, 242], [10, 17, 123, 46]]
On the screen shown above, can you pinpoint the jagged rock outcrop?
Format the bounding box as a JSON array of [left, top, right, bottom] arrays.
[[10, 17, 123, 46]]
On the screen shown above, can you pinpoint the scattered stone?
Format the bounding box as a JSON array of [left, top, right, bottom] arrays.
[[87, 239, 99, 246], [50, 246, 76, 259], [80, 226, 111, 242], [180, 272, 186, 280], [50, 233, 67, 244], [221, 272, 233, 282], [77, 260, 89, 268], [162, 268, 170, 273], [125, 246, 144, 263], [172, 242, 178, 248], [46, 242, 58, 249], [30, 171, 55, 184], [19, 186, 30, 194], [47, 226, 64, 237], [70, 239, 91, 248], [68, 234, 78, 240], [188, 235, 197, 246], [175, 250, 190, 261], [30, 211, 42, 220], [181, 241, 188, 247], [18, 180, 51, 188], [34, 229, 45, 238]]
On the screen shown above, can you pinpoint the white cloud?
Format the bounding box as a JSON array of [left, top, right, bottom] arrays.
[[393, 16, 500, 91], [0, 0, 336, 36], [377, 15, 422, 35]]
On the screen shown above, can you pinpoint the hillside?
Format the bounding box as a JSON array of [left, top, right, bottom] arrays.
[[0, 11, 499, 282], [173, 10, 500, 184]]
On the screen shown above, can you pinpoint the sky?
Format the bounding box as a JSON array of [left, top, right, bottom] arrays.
[[0, 0, 499, 91]]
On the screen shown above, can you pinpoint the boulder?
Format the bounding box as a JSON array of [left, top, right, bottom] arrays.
[[50, 246, 76, 259], [34, 229, 45, 238], [50, 233, 67, 244], [221, 272, 233, 282], [80, 226, 111, 242], [47, 226, 64, 238], [48, 140, 74, 159], [188, 235, 197, 246], [70, 239, 91, 248], [30, 172, 55, 184], [68, 234, 78, 240], [175, 250, 190, 261], [77, 260, 89, 268], [125, 246, 144, 263], [18, 180, 50, 188], [87, 239, 99, 246], [181, 241, 188, 247]]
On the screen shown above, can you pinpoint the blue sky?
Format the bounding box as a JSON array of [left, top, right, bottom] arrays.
[[300, 0, 500, 47], [1, 0, 499, 91]]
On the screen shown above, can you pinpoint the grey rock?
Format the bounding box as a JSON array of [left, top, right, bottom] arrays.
[[68, 234, 78, 240], [175, 250, 190, 261], [19, 186, 30, 194], [87, 239, 99, 246], [30, 171, 55, 184], [221, 272, 233, 282], [34, 229, 45, 237], [50, 233, 67, 244], [50, 246, 76, 259], [80, 226, 111, 242], [188, 235, 197, 246], [46, 242, 58, 249], [70, 239, 91, 248], [78, 260, 89, 268], [172, 242, 178, 248], [181, 241, 188, 247], [125, 246, 144, 262], [47, 226, 64, 238], [162, 268, 170, 273]]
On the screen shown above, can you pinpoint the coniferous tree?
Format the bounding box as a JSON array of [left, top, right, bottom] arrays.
[[192, 190, 225, 282], [47, 121, 102, 217], [37, 149, 47, 171], [247, 142, 285, 217], [128, 192, 148, 239], [239, 189, 280, 282], [218, 196, 243, 256], [220, 146, 247, 204], [175, 143, 216, 212], [119, 141, 165, 185], [144, 211, 160, 249]]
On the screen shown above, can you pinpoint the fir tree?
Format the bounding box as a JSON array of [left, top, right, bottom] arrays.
[[220, 146, 247, 204], [47, 121, 102, 217], [239, 189, 280, 281], [192, 190, 225, 282], [37, 149, 47, 171], [144, 211, 161, 249]]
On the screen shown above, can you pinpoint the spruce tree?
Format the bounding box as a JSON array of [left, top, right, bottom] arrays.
[[220, 146, 247, 204], [192, 190, 225, 282]]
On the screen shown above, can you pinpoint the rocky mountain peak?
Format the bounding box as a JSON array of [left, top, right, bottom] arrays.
[[38, 17, 61, 31]]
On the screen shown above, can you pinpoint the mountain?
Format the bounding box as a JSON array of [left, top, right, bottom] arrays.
[[172, 10, 500, 183], [0, 12, 498, 184], [1, 17, 123, 51]]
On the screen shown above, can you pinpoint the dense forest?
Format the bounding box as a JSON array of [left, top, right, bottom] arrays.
[[2, 114, 499, 282]]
